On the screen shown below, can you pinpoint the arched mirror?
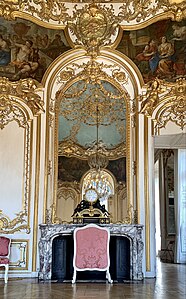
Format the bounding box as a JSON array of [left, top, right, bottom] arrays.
[[55, 77, 130, 223]]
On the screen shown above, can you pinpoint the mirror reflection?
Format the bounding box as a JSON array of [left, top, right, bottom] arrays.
[[56, 79, 128, 223]]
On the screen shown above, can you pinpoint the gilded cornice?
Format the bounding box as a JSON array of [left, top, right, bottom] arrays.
[[139, 77, 186, 133], [1, 1, 186, 27]]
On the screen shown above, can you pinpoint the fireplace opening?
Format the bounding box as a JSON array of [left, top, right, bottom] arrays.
[[51, 234, 130, 282]]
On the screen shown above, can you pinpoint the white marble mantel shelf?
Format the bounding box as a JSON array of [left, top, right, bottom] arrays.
[[38, 223, 144, 281]]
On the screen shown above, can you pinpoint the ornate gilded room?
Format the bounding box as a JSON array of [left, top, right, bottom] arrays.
[[0, 0, 186, 297]]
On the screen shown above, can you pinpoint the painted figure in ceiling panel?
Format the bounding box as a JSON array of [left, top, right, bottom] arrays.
[[118, 19, 186, 83], [0, 17, 71, 81]]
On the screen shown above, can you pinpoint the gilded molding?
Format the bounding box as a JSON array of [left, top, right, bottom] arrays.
[[9, 239, 29, 270], [139, 78, 186, 133], [132, 160, 137, 176], [58, 181, 80, 193], [58, 140, 126, 159], [0, 78, 44, 129], [154, 78, 186, 133], [0, 77, 43, 234], [1, 1, 186, 26], [114, 204, 134, 224], [160, 0, 186, 22]]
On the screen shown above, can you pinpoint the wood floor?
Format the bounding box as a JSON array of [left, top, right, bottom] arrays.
[[0, 259, 186, 299]]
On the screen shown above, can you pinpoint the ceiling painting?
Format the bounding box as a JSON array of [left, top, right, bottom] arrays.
[[117, 19, 186, 83], [0, 17, 71, 82]]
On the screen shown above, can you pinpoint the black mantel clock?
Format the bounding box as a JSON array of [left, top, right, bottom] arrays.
[[72, 188, 110, 224]]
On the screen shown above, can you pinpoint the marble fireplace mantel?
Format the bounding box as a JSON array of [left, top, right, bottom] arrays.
[[38, 223, 144, 281]]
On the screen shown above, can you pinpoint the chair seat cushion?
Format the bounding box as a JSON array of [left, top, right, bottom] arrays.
[[0, 257, 9, 264], [0, 237, 10, 256]]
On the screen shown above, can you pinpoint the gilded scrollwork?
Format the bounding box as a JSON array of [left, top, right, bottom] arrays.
[[154, 81, 186, 133], [0, 0, 19, 20], [20, 0, 69, 23], [1, 0, 186, 26], [139, 77, 186, 133], [118, 0, 159, 23], [67, 3, 119, 56], [118, 0, 186, 23], [0, 210, 30, 234], [160, 0, 186, 22], [58, 140, 126, 159], [56, 59, 128, 129], [0, 78, 44, 126]]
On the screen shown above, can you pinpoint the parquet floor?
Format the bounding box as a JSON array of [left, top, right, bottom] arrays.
[[0, 259, 186, 299]]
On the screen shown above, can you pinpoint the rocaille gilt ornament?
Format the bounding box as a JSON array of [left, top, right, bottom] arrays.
[[139, 77, 186, 133], [57, 58, 127, 127], [58, 140, 126, 160], [67, 3, 119, 56], [0, 78, 44, 129], [154, 78, 186, 132], [1, 0, 186, 23], [0, 0, 19, 20], [139, 78, 165, 117], [118, 0, 186, 22]]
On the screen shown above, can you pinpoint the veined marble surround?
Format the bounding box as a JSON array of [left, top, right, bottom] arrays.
[[39, 224, 144, 281]]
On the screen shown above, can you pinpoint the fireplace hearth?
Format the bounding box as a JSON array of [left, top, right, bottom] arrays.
[[39, 224, 144, 281]]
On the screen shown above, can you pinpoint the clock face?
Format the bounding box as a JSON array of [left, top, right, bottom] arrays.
[[85, 189, 98, 203]]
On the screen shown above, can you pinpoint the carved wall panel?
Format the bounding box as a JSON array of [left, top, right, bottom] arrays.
[[9, 240, 29, 270], [0, 78, 43, 234]]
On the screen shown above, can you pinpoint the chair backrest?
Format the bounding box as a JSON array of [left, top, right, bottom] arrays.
[[0, 236, 11, 258], [73, 224, 110, 271]]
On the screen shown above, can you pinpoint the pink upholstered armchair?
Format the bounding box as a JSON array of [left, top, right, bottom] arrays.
[[0, 236, 11, 283], [72, 224, 112, 283]]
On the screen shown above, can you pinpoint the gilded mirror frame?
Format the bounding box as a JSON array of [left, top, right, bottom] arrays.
[[52, 73, 133, 224]]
